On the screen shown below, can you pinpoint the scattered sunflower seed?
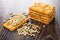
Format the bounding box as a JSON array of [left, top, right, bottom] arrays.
[[17, 23, 41, 37], [43, 25, 46, 27], [3, 20, 6, 23]]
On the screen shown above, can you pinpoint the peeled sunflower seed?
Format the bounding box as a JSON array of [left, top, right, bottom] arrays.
[[17, 23, 41, 36], [31, 34, 35, 36], [43, 25, 46, 27], [3, 20, 6, 23], [36, 31, 40, 33]]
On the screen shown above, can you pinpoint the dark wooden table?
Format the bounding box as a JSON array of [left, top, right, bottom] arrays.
[[0, 13, 60, 40]]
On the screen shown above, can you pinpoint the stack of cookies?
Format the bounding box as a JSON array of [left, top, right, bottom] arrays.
[[29, 2, 55, 24]]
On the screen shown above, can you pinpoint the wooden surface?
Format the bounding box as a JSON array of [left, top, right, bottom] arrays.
[[0, 14, 60, 40]]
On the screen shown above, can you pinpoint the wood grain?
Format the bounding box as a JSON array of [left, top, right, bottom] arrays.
[[0, 14, 60, 40]]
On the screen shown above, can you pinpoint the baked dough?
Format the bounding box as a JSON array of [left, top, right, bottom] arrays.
[[3, 14, 28, 31], [29, 2, 55, 24]]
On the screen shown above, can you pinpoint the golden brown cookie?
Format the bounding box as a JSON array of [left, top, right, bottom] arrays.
[[3, 14, 28, 31]]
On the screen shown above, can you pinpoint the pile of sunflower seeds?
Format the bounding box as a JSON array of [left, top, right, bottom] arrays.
[[17, 23, 41, 36]]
